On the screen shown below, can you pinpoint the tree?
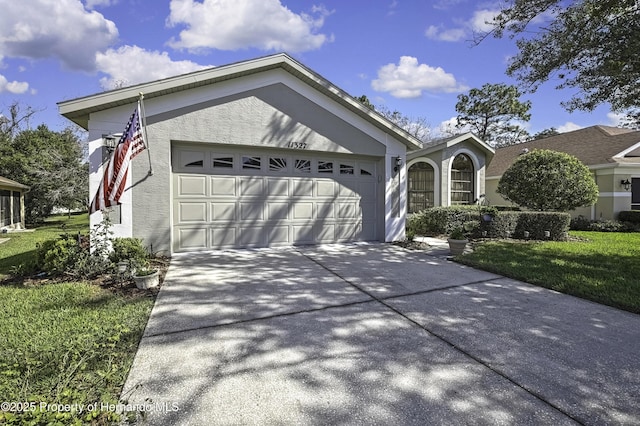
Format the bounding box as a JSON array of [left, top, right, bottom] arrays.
[[455, 83, 531, 146], [356, 95, 433, 142], [497, 149, 598, 211], [486, 0, 640, 118], [530, 128, 560, 140], [0, 123, 88, 222]]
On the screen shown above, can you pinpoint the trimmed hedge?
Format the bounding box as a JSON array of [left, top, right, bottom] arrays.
[[408, 207, 570, 240], [618, 211, 640, 224], [571, 215, 640, 232]]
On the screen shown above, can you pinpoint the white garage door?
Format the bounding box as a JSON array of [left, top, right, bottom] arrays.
[[172, 145, 380, 251]]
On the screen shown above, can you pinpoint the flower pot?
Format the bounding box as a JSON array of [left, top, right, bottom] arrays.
[[447, 238, 468, 256], [133, 270, 159, 289]]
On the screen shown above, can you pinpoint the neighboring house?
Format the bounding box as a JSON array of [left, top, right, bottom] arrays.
[[485, 125, 640, 220], [0, 176, 29, 230], [58, 53, 493, 254]]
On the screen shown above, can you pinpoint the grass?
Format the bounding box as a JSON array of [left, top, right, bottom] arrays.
[[0, 213, 155, 424], [458, 231, 640, 314], [0, 213, 89, 280]]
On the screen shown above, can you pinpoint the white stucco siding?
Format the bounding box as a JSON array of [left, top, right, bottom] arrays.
[[86, 70, 409, 253]]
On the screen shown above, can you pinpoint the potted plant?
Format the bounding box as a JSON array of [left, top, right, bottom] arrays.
[[447, 226, 468, 256], [132, 259, 159, 289]]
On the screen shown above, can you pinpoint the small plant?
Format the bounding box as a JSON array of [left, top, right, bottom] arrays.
[[110, 237, 149, 264], [405, 228, 416, 242], [449, 226, 466, 240]]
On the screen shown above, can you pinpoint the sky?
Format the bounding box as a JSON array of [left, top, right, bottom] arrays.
[[0, 0, 624, 139]]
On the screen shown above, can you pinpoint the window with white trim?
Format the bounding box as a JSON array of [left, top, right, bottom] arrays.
[[408, 162, 435, 213], [450, 154, 474, 205]]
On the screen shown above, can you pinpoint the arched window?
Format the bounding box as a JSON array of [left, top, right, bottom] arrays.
[[451, 154, 474, 205], [408, 162, 435, 213]]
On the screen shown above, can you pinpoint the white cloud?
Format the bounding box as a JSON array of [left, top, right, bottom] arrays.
[[557, 122, 582, 133], [437, 116, 469, 137], [371, 56, 468, 98], [426, 8, 499, 42], [425, 25, 466, 42], [0, 0, 118, 71], [166, 0, 333, 53], [0, 74, 30, 94], [84, 0, 118, 9], [605, 112, 626, 127], [96, 45, 210, 90]]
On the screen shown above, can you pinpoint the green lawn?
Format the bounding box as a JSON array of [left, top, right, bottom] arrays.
[[458, 231, 640, 314], [0, 213, 89, 279], [0, 214, 155, 424]]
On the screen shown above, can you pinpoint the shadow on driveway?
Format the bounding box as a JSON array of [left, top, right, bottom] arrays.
[[122, 243, 640, 425]]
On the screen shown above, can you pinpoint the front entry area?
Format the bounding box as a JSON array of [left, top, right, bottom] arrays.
[[172, 144, 381, 251]]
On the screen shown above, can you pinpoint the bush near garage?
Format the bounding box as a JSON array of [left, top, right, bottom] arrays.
[[408, 206, 570, 241], [570, 215, 640, 232]]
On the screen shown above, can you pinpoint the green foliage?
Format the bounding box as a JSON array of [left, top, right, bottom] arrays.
[[618, 210, 640, 224], [405, 228, 416, 242], [0, 282, 154, 425], [489, 0, 640, 115], [110, 237, 149, 264], [0, 110, 88, 223], [408, 206, 570, 241], [571, 215, 640, 232], [497, 149, 598, 211], [458, 231, 640, 314], [449, 227, 466, 240], [455, 83, 531, 146]]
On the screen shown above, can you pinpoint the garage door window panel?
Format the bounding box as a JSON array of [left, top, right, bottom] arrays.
[[269, 157, 288, 172], [294, 159, 311, 174], [242, 156, 262, 171], [340, 163, 355, 175], [318, 161, 334, 174], [213, 156, 234, 169]]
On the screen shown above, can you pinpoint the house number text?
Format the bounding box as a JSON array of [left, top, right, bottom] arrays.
[[287, 142, 308, 149]]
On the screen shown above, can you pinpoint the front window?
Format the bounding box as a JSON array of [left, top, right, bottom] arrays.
[[408, 162, 434, 213], [451, 154, 474, 205]]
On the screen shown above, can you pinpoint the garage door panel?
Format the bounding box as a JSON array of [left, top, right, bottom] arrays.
[[268, 226, 290, 245], [267, 202, 289, 220], [179, 202, 207, 222], [173, 147, 380, 251], [177, 228, 208, 250], [267, 178, 289, 196], [211, 227, 236, 248], [292, 179, 313, 197], [240, 202, 264, 221], [316, 180, 335, 197], [338, 202, 357, 219], [238, 226, 265, 246], [315, 202, 334, 219], [316, 223, 335, 242], [293, 202, 313, 219], [211, 202, 236, 221], [239, 177, 264, 196], [212, 177, 236, 196], [178, 175, 207, 196], [337, 223, 361, 240], [292, 225, 314, 244]]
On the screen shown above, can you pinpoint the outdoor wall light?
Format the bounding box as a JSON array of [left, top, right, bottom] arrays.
[[621, 179, 632, 191], [102, 133, 122, 153], [393, 156, 403, 173]]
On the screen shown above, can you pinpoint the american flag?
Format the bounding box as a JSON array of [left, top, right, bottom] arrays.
[[89, 104, 146, 214]]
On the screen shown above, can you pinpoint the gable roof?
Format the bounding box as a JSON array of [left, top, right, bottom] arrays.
[[486, 125, 640, 177], [57, 53, 422, 150], [0, 176, 29, 190], [407, 132, 494, 160]]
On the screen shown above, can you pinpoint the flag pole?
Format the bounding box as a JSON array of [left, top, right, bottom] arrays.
[[139, 92, 153, 176]]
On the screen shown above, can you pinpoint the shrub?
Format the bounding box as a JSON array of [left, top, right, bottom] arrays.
[[618, 211, 640, 224], [498, 149, 598, 211], [570, 215, 592, 231], [513, 212, 571, 240], [110, 237, 149, 264], [36, 235, 111, 279]]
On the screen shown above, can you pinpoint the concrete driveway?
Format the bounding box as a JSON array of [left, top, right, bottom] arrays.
[[122, 243, 640, 425]]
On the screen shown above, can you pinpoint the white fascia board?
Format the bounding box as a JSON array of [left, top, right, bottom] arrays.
[[613, 140, 640, 158]]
